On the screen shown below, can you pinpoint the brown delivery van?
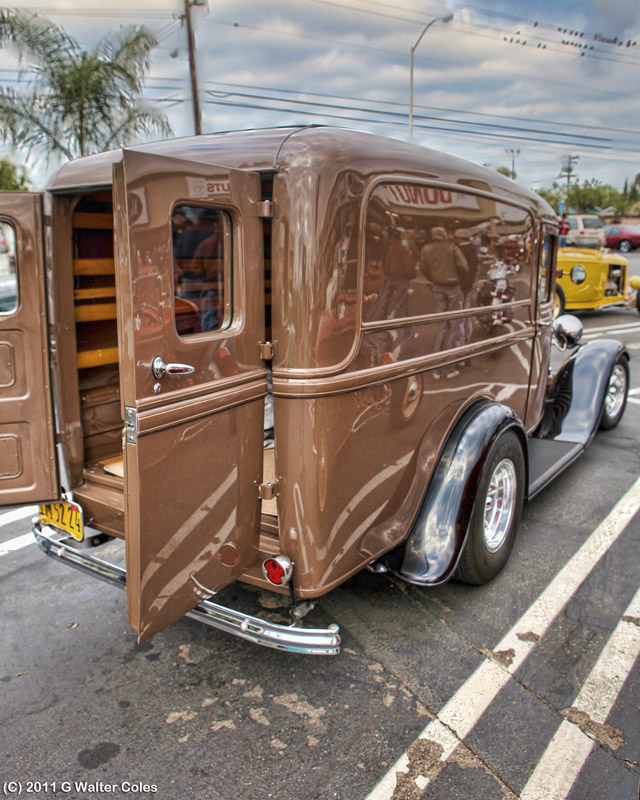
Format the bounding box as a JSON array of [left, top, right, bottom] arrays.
[[0, 127, 628, 655]]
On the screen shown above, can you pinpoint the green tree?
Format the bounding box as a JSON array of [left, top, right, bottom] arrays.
[[0, 157, 29, 190], [496, 165, 516, 179], [0, 8, 171, 163], [536, 183, 563, 212]]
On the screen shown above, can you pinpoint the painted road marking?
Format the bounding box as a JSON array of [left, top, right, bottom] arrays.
[[365, 474, 640, 800], [0, 505, 37, 527], [0, 532, 36, 558], [581, 321, 640, 337], [520, 585, 640, 799], [0, 506, 37, 558]]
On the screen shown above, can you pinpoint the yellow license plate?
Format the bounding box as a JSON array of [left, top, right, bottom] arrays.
[[39, 501, 84, 541]]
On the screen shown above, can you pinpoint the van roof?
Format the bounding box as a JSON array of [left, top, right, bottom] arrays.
[[46, 125, 555, 218]]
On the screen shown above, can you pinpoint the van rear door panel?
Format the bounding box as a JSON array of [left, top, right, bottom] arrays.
[[113, 151, 267, 642], [0, 193, 57, 505]]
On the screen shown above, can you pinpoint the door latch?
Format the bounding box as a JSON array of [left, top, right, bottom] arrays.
[[124, 407, 138, 444]]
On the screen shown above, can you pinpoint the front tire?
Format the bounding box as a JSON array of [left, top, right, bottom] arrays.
[[619, 239, 632, 253], [600, 355, 629, 431], [455, 430, 525, 585]]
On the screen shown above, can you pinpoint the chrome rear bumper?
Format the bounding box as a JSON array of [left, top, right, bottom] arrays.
[[33, 523, 340, 656]]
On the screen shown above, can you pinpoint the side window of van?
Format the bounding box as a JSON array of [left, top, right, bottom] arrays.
[[171, 205, 230, 336], [0, 222, 18, 315], [363, 183, 532, 325]]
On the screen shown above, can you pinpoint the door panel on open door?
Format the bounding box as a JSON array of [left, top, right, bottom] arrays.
[[113, 151, 267, 642], [0, 194, 57, 505]]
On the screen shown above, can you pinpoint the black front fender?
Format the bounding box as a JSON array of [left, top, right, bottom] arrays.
[[535, 338, 629, 446], [387, 401, 527, 586]]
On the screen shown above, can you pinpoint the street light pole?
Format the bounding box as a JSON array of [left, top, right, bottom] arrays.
[[409, 12, 453, 140], [506, 148, 520, 179]]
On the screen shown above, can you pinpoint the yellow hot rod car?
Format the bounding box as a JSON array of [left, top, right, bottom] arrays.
[[555, 246, 640, 317]]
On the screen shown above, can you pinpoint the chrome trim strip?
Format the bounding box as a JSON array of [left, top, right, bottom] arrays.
[[33, 523, 340, 656]]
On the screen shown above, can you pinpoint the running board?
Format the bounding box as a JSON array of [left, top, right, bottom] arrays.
[[33, 524, 340, 656], [527, 438, 584, 499]]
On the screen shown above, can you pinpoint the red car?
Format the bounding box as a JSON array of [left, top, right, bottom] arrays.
[[605, 224, 640, 253]]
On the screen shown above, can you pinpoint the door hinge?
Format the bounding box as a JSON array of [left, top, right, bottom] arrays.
[[258, 480, 279, 501], [256, 200, 274, 218], [124, 407, 138, 444], [259, 341, 275, 360]]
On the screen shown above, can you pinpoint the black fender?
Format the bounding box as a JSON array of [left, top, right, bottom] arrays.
[[534, 338, 629, 446], [384, 401, 527, 586]]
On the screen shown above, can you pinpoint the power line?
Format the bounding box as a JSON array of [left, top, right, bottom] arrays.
[[200, 78, 640, 142], [16, 5, 175, 19], [201, 96, 635, 152], [299, 0, 640, 67], [208, 16, 640, 100], [203, 87, 613, 147]]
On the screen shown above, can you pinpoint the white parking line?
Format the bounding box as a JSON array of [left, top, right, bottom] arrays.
[[0, 505, 37, 527], [520, 585, 640, 799], [365, 474, 640, 800], [0, 506, 38, 558], [582, 321, 640, 337], [0, 532, 35, 558]]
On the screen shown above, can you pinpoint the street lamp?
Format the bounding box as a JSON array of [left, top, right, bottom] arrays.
[[506, 148, 520, 179], [409, 12, 454, 140]]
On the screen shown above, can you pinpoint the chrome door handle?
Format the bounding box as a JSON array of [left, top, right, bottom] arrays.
[[152, 357, 195, 379]]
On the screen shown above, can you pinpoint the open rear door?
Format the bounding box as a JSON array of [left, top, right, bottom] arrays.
[[0, 193, 57, 505], [113, 151, 268, 642]]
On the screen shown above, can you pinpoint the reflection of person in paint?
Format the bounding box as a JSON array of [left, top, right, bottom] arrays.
[[419, 227, 469, 378], [455, 230, 479, 347], [174, 208, 222, 333]]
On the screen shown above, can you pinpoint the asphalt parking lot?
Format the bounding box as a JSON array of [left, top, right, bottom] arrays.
[[2, 254, 640, 800]]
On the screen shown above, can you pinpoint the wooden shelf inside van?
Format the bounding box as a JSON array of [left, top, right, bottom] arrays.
[[73, 257, 115, 276], [77, 347, 119, 369], [72, 212, 114, 230]]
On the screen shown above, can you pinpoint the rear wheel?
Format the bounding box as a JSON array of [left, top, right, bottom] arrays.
[[456, 430, 525, 585], [619, 239, 632, 253], [553, 285, 565, 318], [600, 355, 629, 430]]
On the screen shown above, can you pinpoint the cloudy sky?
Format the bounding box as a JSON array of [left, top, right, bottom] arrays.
[[2, 0, 640, 193]]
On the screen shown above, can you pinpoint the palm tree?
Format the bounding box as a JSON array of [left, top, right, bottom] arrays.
[[0, 8, 171, 163]]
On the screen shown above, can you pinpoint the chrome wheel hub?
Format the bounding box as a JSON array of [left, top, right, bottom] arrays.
[[483, 458, 517, 552], [605, 364, 626, 419]]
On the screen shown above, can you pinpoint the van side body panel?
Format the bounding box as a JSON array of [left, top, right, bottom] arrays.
[[268, 129, 551, 596]]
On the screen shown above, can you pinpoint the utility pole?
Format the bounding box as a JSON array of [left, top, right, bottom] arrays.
[[561, 155, 579, 194], [184, 0, 204, 135]]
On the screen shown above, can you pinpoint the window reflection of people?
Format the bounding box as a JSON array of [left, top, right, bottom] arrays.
[[419, 227, 469, 378], [455, 231, 479, 346], [173, 208, 222, 333], [377, 227, 416, 355]]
